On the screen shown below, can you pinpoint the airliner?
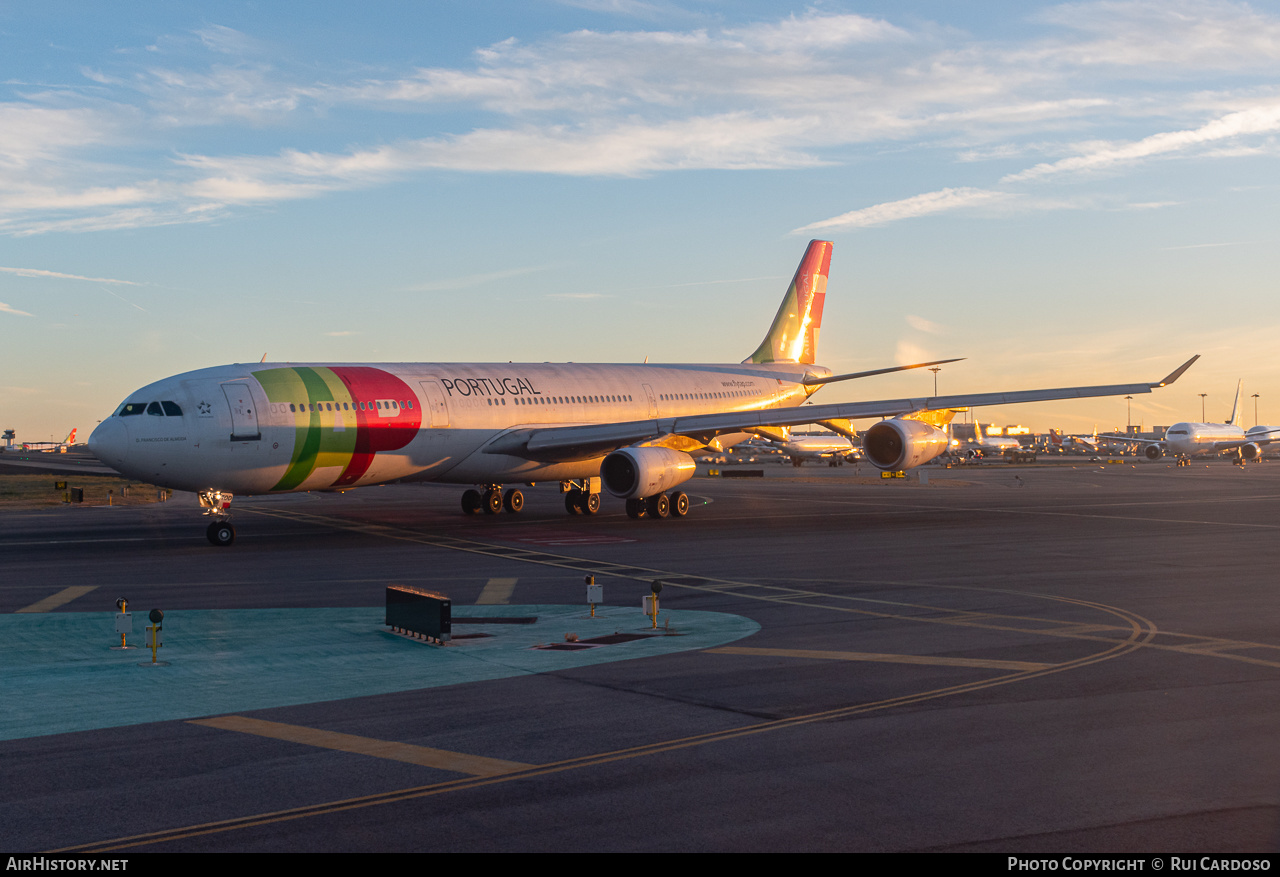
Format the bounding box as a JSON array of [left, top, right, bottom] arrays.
[[778, 432, 858, 467], [21, 429, 77, 453], [1103, 381, 1280, 465], [951, 421, 1022, 458], [1048, 428, 1098, 453], [87, 240, 1197, 546]]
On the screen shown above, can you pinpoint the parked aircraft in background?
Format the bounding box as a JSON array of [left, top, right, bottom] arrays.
[[778, 431, 858, 467], [951, 421, 1021, 458], [1103, 381, 1280, 465], [88, 240, 1197, 546], [21, 429, 76, 453], [1246, 424, 1280, 458], [1048, 428, 1099, 452]]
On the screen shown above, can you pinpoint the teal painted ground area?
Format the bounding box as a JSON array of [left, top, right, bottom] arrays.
[[2, 605, 758, 741]]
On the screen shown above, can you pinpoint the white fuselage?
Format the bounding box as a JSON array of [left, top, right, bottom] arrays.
[[780, 435, 855, 459], [951, 435, 1020, 456], [1248, 425, 1280, 457], [1163, 421, 1249, 457], [88, 360, 824, 494]]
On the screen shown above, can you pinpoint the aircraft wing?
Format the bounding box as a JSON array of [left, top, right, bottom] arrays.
[[1097, 434, 1158, 444], [484, 356, 1198, 463]]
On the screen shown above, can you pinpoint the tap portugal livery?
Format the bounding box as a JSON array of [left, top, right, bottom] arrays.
[[88, 241, 1197, 546]]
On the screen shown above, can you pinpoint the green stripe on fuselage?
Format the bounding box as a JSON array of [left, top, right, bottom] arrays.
[[255, 366, 357, 491]]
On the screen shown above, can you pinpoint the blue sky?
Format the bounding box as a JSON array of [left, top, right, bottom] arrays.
[[3, 1, 1280, 442]]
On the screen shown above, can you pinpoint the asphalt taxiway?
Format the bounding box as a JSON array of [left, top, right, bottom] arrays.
[[5, 460, 1280, 852]]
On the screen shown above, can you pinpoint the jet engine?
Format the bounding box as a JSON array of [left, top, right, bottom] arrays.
[[1144, 444, 1163, 460], [863, 419, 950, 471], [601, 447, 696, 499], [1241, 443, 1261, 461]]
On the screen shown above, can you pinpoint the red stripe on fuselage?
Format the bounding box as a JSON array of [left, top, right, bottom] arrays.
[[331, 367, 422, 486]]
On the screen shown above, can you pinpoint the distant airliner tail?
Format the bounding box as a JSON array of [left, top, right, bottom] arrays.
[[65, 429, 76, 445], [1228, 380, 1243, 426], [745, 240, 832, 365]]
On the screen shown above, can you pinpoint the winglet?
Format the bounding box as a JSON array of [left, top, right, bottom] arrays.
[[1154, 355, 1199, 388]]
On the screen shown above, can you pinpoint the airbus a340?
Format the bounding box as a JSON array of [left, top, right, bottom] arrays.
[[88, 240, 1197, 545]]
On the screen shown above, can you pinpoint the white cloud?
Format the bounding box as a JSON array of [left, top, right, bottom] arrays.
[[0, 266, 141, 285], [794, 188, 1012, 232], [1033, 0, 1280, 70], [0, 301, 33, 316], [725, 13, 908, 52], [1004, 102, 1280, 181], [6, 5, 1280, 235], [404, 264, 559, 292], [906, 315, 945, 334]]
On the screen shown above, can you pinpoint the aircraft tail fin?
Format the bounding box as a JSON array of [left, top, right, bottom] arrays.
[[1049, 429, 1063, 448], [745, 240, 832, 365], [1228, 380, 1243, 426], [66, 429, 76, 445]]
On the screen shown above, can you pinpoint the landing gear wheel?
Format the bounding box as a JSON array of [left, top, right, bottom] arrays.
[[626, 497, 648, 519], [647, 493, 670, 519], [582, 492, 601, 515], [566, 490, 583, 515], [206, 520, 235, 546], [669, 491, 689, 517], [503, 489, 524, 512], [462, 489, 482, 515], [483, 490, 503, 514]]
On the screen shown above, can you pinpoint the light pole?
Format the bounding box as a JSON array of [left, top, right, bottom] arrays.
[[1199, 393, 1207, 422], [1253, 393, 1260, 427], [928, 366, 941, 397], [1125, 395, 1132, 432]]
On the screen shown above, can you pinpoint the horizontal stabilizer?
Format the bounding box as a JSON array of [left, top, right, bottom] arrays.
[[802, 358, 964, 387]]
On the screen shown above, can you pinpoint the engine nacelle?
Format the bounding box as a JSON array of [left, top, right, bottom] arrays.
[[1144, 444, 1163, 460], [863, 419, 950, 471], [601, 447, 696, 499], [1241, 443, 1261, 461]]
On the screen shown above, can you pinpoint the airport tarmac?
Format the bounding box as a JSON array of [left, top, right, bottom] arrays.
[[5, 460, 1280, 852]]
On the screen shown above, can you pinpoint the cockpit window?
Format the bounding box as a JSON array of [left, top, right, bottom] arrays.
[[161, 401, 183, 416], [119, 401, 149, 416], [147, 402, 164, 416]]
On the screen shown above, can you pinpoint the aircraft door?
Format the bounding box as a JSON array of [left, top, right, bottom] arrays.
[[418, 380, 450, 428], [643, 383, 658, 417], [222, 382, 261, 441]]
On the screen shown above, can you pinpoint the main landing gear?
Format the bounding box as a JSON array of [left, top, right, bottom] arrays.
[[198, 489, 236, 547], [461, 486, 526, 515], [625, 491, 690, 520], [564, 489, 601, 515]]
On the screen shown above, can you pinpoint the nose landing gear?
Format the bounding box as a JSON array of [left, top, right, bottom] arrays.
[[206, 520, 235, 546], [198, 489, 236, 547]]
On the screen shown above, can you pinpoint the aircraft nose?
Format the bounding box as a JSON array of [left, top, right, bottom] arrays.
[[88, 418, 128, 470]]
